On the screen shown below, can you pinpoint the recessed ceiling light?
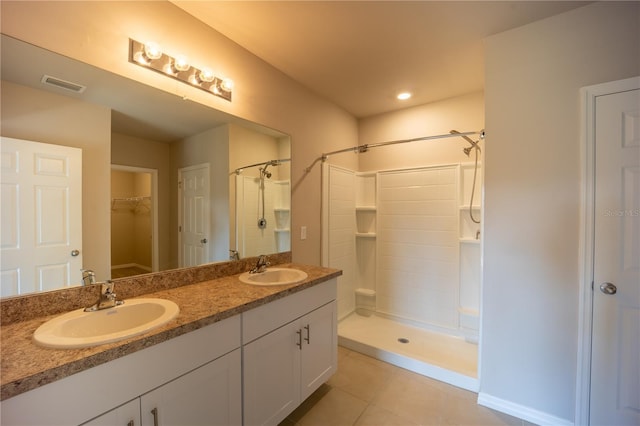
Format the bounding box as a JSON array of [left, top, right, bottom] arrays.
[[397, 92, 412, 100]]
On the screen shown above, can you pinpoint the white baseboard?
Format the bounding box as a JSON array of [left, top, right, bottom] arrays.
[[478, 392, 573, 426], [111, 263, 152, 272]]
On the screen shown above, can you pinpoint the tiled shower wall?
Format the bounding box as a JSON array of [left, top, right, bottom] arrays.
[[237, 176, 291, 257], [324, 165, 357, 320], [377, 166, 459, 330]]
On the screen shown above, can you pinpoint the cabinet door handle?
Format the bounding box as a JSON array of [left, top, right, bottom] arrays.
[[151, 408, 159, 426], [304, 324, 310, 344], [296, 329, 302, 350]]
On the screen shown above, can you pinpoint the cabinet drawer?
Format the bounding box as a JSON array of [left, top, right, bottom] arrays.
[[242, 279, 337, 344]]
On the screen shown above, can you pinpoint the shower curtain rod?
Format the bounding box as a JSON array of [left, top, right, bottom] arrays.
[[305, 129, 484, 173], [234, 158, 291, 175]]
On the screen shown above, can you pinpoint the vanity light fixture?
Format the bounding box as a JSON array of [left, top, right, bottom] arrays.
[[129, 39, 233, 102]]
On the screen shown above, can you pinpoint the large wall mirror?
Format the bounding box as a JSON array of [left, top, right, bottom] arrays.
[[0, 34, 291, 297]]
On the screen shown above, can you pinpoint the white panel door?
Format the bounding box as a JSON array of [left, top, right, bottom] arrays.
[[1, 137, 82, 296], [591, 87, 640, 425], [178, 164, 210, 268]]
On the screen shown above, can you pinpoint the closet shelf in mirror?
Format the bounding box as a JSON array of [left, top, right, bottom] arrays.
[[111, 196, 151, 211]]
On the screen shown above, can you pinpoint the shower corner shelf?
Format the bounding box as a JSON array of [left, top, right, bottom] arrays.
[[355, 232, 376, 238], [459, 238, 480, 244], [355, 206, 376, 211], [275, 228, 290, 233], [274, 208, 290, 212]]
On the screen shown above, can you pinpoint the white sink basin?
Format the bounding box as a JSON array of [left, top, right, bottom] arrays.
[[239, 268, 308, 286], [33, 298, 180, 349]]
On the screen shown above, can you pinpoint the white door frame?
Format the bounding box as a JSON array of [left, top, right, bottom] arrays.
[[111, 165, 159, 272], [576, 75, 640, 425]]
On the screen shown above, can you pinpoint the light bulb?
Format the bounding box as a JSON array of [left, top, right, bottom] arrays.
[[174, 56, 190, 72], [397, 92, 412, 100], [143, 42, 162, 60], [221, 78, 234, 92], [133, 50, 150, 65], [199, 69, 214, 83]]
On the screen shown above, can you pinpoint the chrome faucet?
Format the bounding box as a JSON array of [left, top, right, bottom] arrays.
[[81, 269, 96, 286], [229, 249, 240, 261], [250, 255, 270, 274], [84, 280, 124, 312]]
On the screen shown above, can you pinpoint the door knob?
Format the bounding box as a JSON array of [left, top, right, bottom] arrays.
[[201, 238, 208, 244], [71, 250, 80, 257], [599, 282, 617, 295]]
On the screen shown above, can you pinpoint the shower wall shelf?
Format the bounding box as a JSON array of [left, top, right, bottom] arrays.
[[459, 238, 481, 245], [355, 172, 377, 293], [355, 233, 376, 238]]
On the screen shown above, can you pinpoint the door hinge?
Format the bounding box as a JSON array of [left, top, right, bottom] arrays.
[[179, 225, 182, 232], [591, 281, 594, 291], [178, 180, 183, 189]]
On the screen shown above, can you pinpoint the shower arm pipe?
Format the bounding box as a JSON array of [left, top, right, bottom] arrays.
[[234, 158, 291, 175], [305, 130, 485, 172]]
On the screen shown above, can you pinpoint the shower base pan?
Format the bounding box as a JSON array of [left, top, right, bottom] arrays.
[[338, 313, 479, 392]]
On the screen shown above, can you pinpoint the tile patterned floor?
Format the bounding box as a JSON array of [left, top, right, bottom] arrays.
[[280, 346, 530, 426]]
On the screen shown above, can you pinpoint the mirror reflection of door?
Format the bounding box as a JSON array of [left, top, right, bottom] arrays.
[[178, 163, 210, 268], [110, 165, 157, 279], [1, 137, 83, 295]]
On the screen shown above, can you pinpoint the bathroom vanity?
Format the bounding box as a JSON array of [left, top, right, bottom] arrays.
[[0, 262, 340, 426]]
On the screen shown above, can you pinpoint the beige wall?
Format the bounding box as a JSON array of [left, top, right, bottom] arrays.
[[0, 80, 112, 279], [0, 0, 358, 265], [482, 2, 639, 423], [358, 91, 484, 171], [171, 125, 230, 264]]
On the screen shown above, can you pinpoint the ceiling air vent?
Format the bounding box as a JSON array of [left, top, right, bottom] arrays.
[[41, 75, 86, 93]]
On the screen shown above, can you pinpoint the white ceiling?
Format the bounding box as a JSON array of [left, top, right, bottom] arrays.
[[172, 1, 591, 118]]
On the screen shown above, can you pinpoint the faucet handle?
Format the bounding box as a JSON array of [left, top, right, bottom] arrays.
[[101, 280, 118, 302]]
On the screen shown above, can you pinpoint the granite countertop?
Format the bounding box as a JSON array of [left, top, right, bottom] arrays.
[[0, 262, 341, 401]]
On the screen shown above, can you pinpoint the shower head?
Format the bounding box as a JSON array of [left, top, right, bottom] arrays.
[[260, 165, 272, 179], [450, 130, 481, 157]]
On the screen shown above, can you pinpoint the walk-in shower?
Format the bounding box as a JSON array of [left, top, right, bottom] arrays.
[[234, 158, 291, 257], [321, 130, 484, 391]]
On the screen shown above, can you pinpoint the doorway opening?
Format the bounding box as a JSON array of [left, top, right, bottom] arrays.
[[110, 165, 158, 278]]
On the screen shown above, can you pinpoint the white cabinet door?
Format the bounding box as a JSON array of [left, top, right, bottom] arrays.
[[140, 349, 241, 426], [81, 399, 140, 426], [243, 300, 337, 426], [300, 301, 337, 401], [243, 320, 301, 426]]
